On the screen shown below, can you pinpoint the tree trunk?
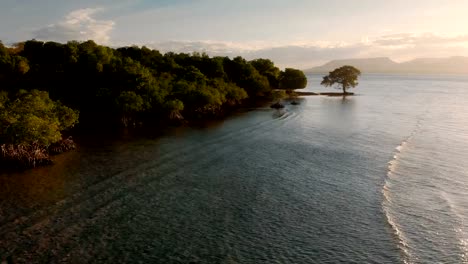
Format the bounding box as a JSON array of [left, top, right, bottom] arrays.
[[121, 115, 129, 127], [342, 84, 346, 94]]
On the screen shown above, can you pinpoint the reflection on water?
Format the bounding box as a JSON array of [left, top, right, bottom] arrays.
[[1, 150, 78, 210]]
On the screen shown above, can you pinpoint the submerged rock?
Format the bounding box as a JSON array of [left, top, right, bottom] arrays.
[[291, 101, 300, 105], [270, 102, 285, 109]]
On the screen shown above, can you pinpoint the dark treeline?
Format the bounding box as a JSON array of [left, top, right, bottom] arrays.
[[0, 39, 307, 168]]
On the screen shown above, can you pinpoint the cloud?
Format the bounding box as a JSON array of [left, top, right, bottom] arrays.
[[374, 33, 468, 47], [147, 41, 246, 54], [33, 8, 114, 44], [144, 33, 468, 69], [144, 40, 368, 68], [145, 40, 284, 55]]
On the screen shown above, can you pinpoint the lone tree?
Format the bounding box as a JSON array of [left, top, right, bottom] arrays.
[[279, 68, 307, 90], [321, 65, 361, 94]]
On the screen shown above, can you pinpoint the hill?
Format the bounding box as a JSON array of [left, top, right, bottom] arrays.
[[305, 57, 468, 74]]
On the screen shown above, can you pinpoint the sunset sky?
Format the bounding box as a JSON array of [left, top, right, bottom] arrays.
[[2, 0, 468, 68]]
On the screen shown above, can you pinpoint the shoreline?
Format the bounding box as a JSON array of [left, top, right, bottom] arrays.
[[0, 138, 76, 171], [295, 91, 355, 96], [0, 89, 355, 172], [0, 99, 274, 171]]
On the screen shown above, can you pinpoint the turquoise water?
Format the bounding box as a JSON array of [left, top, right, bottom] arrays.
[[1, 74, 468, 263]]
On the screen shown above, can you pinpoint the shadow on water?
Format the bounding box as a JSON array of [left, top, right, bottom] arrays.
[[0, 150, 80, 223]]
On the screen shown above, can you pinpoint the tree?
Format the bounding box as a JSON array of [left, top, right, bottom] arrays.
[[223, 56, 271, 98], [0, 90, 79, 146], [164, 99, 184, 121], [279, 68, 307, 90], [0, 39, 285, 127], [0, 42, 30, 89], [116, 91, 144, 126], [250, 58, 280, 88], [321, 65, 361, 94]]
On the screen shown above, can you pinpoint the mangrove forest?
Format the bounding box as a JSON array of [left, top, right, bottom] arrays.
[[0, 40, 306, 168]]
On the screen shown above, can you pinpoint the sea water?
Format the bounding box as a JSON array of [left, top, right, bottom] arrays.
[[1, 74, 468, 263]]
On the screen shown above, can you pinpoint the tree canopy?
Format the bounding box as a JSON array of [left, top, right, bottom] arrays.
[[0, 40, 281, 125], [0, 90, 79, 146], [0, 39, 308, 149], [321, 65, 361, 94], [279, 68, 307, 90], [0, 39, 312, 168], [0, 40, 313, 168]]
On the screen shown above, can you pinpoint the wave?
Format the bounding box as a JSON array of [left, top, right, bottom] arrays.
[[382, 202, 412, 264], [382, 151, 412, 263], [381, 120, 424, 264]]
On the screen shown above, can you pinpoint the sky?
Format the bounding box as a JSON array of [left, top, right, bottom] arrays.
[[1, 0, 468, 68]]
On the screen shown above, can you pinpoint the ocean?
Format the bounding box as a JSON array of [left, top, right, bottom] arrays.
[[1, 74, 467, 263]]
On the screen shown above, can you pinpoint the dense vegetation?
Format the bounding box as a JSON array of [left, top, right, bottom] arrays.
[[321, 65, 361, 94], [0, 39, 306, 168], [0, 90, 79, 167], [279, 68, 307, 90]]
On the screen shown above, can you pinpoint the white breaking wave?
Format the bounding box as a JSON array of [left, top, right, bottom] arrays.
[[382, 201, 413, 264], [382, 142, 412, 264], [381, 121, 424, 264]]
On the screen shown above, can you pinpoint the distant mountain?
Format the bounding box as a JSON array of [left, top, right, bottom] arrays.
[[305, 56, 468, 74]]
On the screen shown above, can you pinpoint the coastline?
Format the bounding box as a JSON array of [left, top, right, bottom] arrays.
[[294, 91, 355, 96], [0, 99, 275, 171], [0, 138, 76, 170]]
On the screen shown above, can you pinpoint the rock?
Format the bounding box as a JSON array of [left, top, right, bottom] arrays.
[[270, 102, 285, 109]]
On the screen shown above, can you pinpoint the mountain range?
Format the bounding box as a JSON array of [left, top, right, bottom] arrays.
[[304, 57, 468, 74]]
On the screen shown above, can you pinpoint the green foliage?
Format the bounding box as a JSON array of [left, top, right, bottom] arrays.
[[250, 59, 281, 88], [0, 91, 7, 109], [0, 91, 9, 138], [271, 90, 287, 101], [55, 101, 80, 130], [0, 42, 30, 84], [0, 39, 292, 129], [321, 65, 361, 93], [212, 79, 248, 105], [0, 40, 296, 167], [13, 56, 30, 74], [0, 90, 79, 146], [117, 91, 145, 114], [165, 99, 184, 112], [279, 68, 307, 90], [223, 56, 271, 98]]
